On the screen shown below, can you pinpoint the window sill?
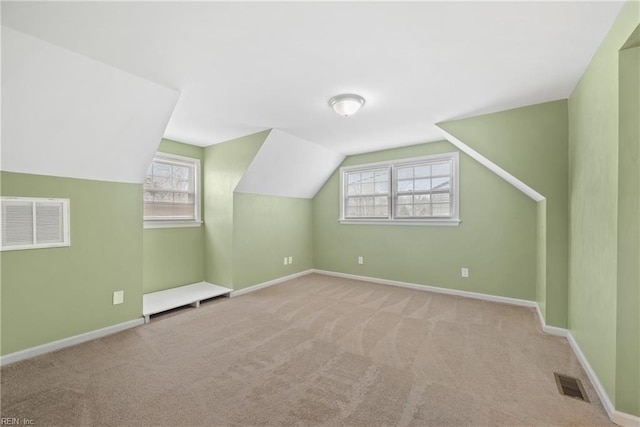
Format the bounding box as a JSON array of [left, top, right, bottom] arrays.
[[338, 218, 461, 227], [144, 220, 203, 229]]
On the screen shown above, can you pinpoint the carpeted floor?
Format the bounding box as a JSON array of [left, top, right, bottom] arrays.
[[1, 273, 613, 426]]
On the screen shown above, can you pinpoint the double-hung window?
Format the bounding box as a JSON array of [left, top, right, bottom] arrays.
[[143, 153, 201, 228], [340, 152, 459, 226]]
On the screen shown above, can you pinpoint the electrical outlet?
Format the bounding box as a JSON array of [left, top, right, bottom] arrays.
[[461, 268, 469, 278], [284, 257, 288, 265], [358, 256, 364, 265], [288, 256, 293, 264], [113, 290, 124, 305]]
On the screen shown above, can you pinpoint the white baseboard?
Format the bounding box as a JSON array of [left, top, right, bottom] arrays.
[[612, 410, 640, 427], [534, 304, 569, 337], [313, 269, 639, 426], [566, 332, 617, 422], [312, 269, 538, 308], [0, 318, 144, 367], [230, 269, 314, 297]]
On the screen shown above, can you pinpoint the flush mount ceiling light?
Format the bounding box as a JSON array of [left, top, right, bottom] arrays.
[[329, 94, 365, 117]]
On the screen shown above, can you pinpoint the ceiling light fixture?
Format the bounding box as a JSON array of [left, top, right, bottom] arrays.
[[329, 94, 365, 117]]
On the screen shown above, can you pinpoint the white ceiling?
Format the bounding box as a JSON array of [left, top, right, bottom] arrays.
[[1, 1, 625, 156], [1, 27, 179, 184], [236, 129, 345, 198]]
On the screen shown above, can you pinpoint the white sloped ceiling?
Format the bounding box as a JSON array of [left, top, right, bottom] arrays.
[[1, 27, 179, 184], [235, 129, 345, 199]]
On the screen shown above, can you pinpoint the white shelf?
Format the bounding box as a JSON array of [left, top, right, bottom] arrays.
[[142, 282, 231, 322]]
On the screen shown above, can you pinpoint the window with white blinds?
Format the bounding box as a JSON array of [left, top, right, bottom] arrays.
[[340, 152, 460, 226], [143, 153, 201, 228], [1, 197, 70, 251]]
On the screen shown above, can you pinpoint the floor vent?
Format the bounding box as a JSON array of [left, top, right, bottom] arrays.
[[554, 373, 589, 402]]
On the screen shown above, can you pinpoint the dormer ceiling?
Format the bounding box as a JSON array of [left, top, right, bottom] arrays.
[[1, 1, 625, 157]]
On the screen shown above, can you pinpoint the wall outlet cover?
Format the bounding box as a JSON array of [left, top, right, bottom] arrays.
[[113, 290, 124, 305]]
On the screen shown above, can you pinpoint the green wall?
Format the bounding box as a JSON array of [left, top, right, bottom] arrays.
[[203, 131, 268, 287], [439, 100, 569, 328], [1, 172, 143, 355], [617, 44, 640, 417], [568, 1, 640, 413], [313, 140, 537, 300], [233, 193, 313, 290], [142, 139, 205, 293]]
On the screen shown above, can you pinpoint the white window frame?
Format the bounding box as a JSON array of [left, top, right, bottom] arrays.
[[339, 152, 460, 226], [143, 152, 202, 229], [1, 197, 71, 251]]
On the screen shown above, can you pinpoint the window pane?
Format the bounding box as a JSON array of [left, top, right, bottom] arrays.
[[432, 193, 450, 203], [374, 206, 388, 217], [361, 183, 374, 194], [432, 162, 450, 176], [348, 173, 361, 184], [414, 179, 431, 191], [397, 195, 413, 205], [347, 184, 361, 196], [414, 165, 430, 177], [347, 206, 360, 217], [396, 204, 412, 217], [432, 177, 450, 190], [374, 197, 388, 206], [432, 204, 451, 216], [374, 182, 388, 194], [397, 180, 413, 192], [414, 194, 430, 203], [414, 204, 430, 217], [397, 167, 413, 179], [375, 170, 388, 181], [361, 172, 374, 183]]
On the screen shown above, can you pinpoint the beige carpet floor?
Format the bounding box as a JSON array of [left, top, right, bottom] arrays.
[[1, 273, 613, 426]]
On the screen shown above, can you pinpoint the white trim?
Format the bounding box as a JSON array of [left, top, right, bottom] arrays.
[[312, 269, 537, 308], [339, 219, 460, 226], [612, 410, 640, 427], [143, 220, 203, 229], [566, 332, 616, 421], [436, 126, 545, 202], [534, 305, 569, 337], [231, 269, 314, 297], [0, 318, 144, 367]]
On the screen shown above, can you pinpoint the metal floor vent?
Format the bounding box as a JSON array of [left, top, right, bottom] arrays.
[[554, 373, 589, 402]]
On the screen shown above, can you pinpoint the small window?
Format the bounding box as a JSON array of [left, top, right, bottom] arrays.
[[340, 152, 459, 226], [344, 167, 390, 219], [394, 159, 453, 219], [1, 197, 70, 251], [143, 153, 201, 228]]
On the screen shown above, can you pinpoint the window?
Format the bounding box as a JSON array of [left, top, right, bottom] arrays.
[[340, 152, 459, 226], [143, 153, 201, 228], [1, 197, 70, 251]]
